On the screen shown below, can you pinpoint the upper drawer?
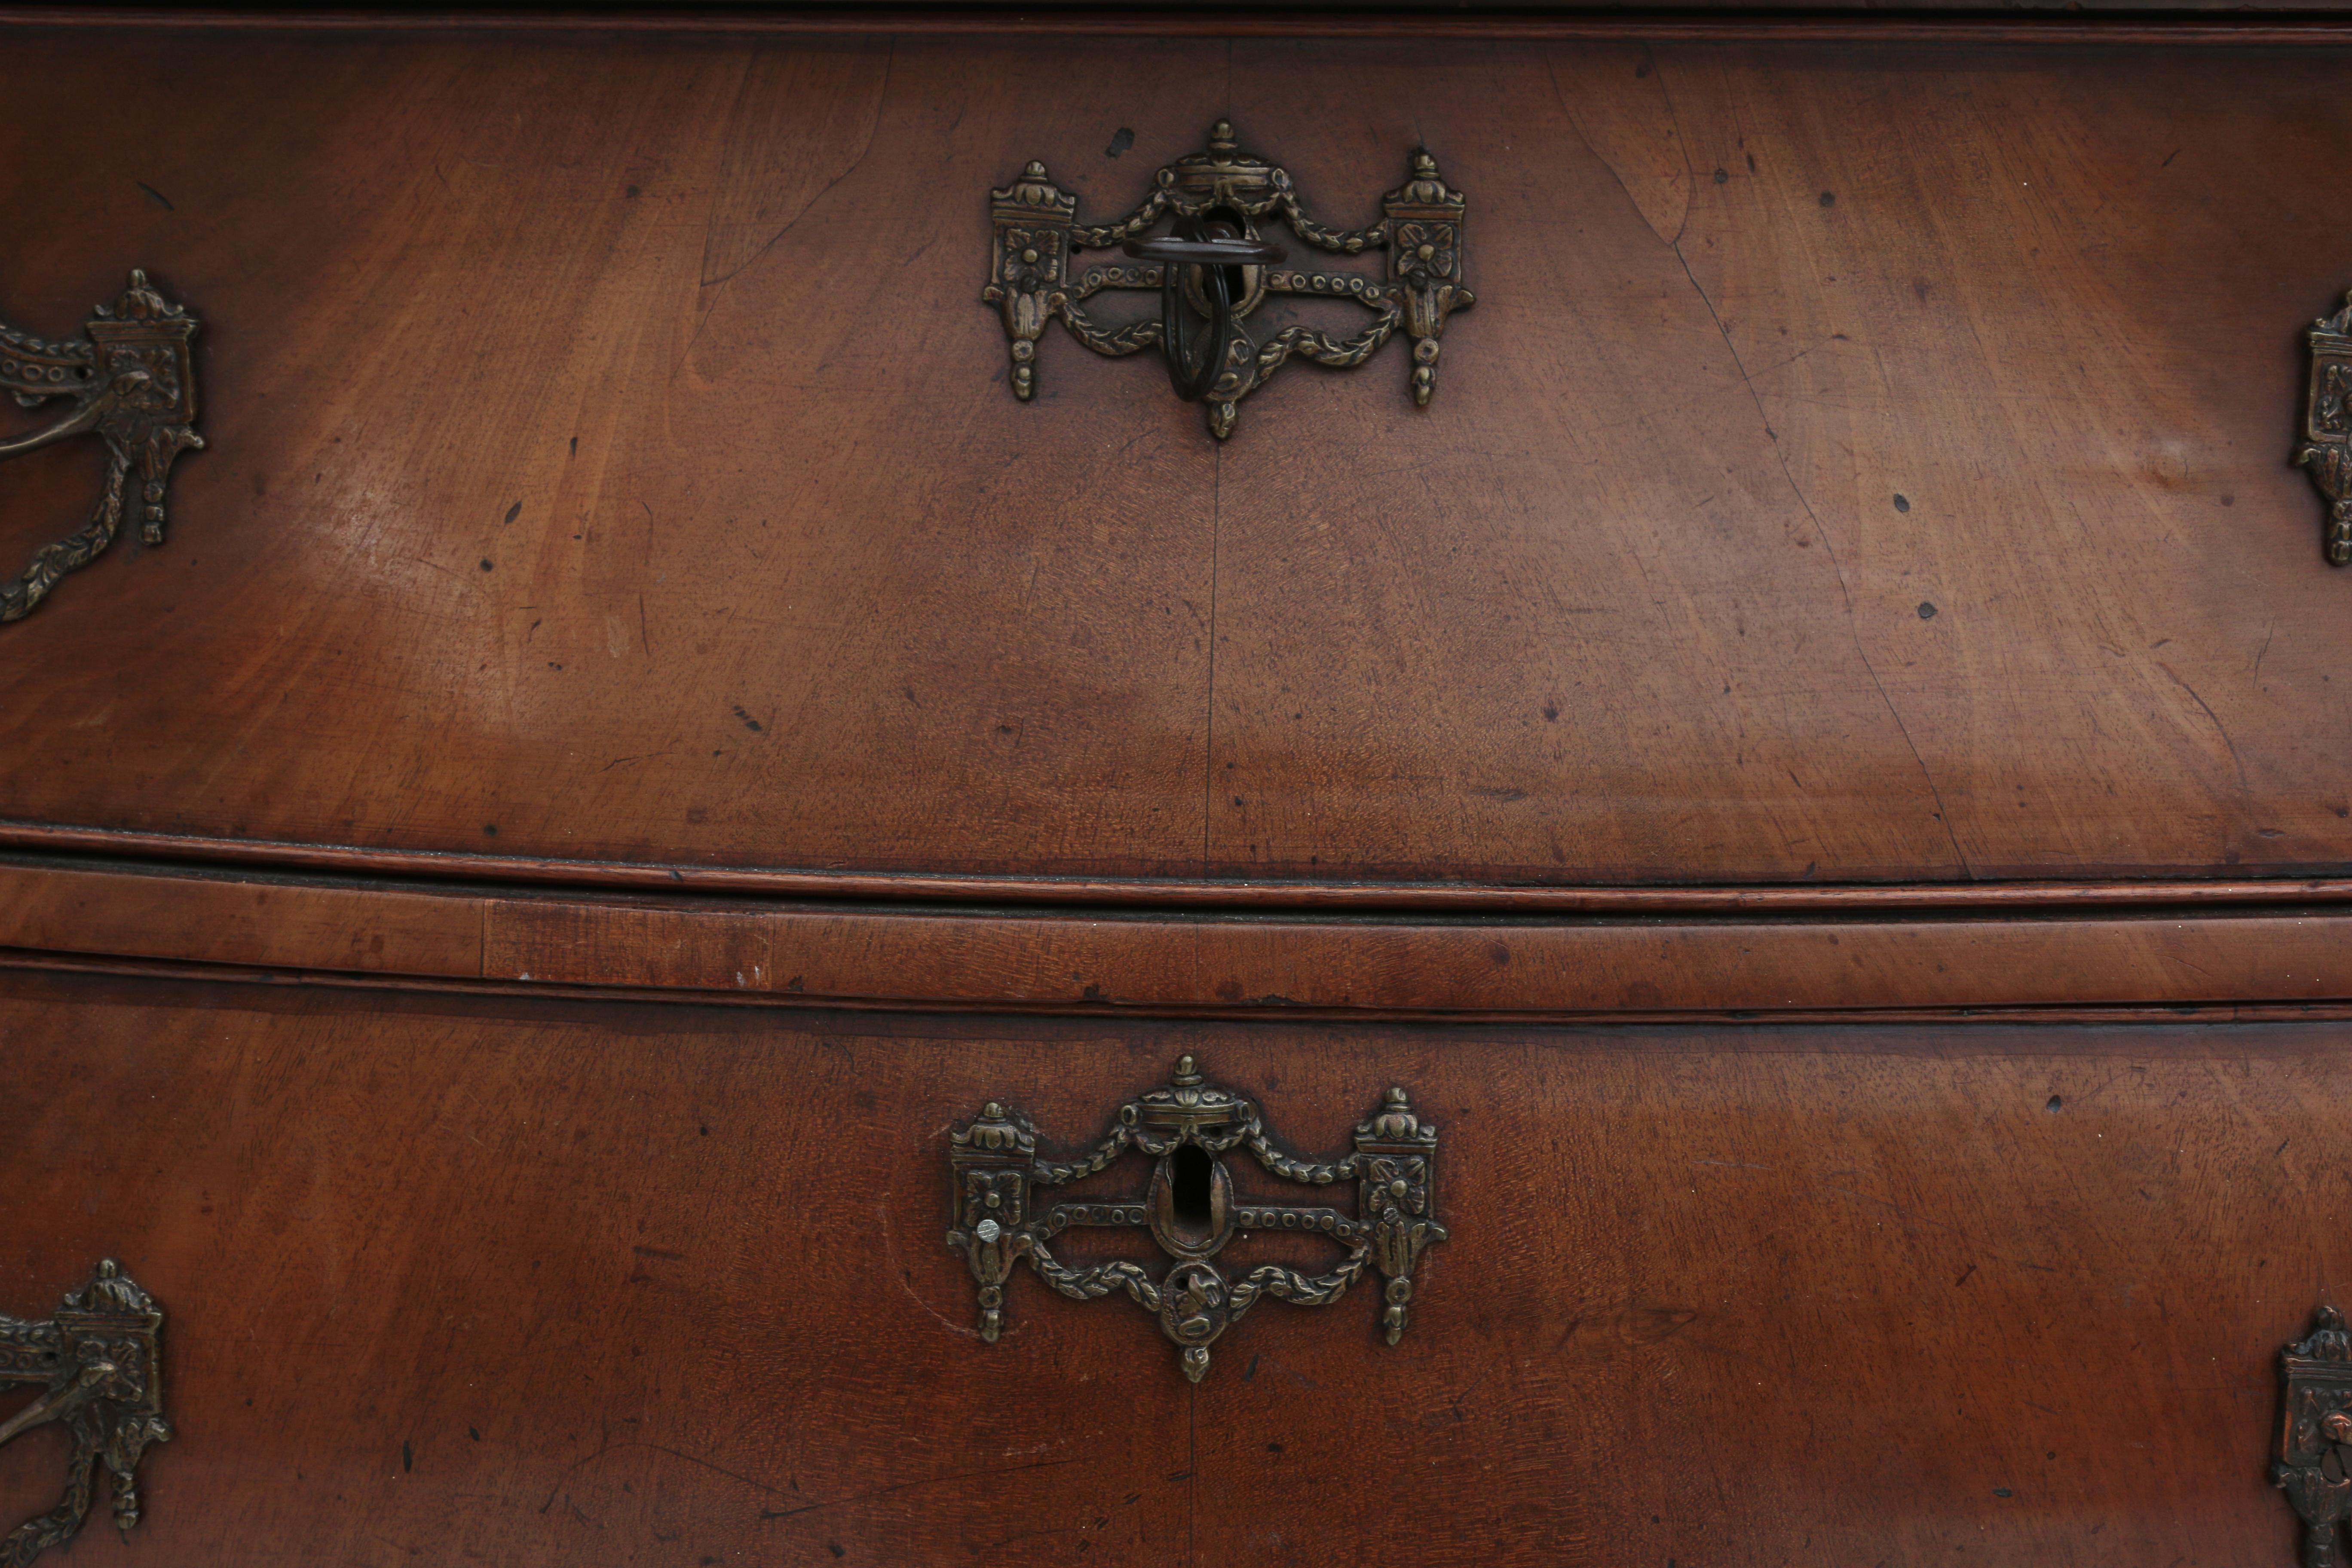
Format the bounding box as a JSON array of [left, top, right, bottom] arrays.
[[0, 23, 2346, 886]]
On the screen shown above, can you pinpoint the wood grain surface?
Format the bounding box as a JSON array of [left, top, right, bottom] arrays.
[[0, 29, 2346, 887], [28, 8, 2352, 33], [0, 969, 2339, 1565]]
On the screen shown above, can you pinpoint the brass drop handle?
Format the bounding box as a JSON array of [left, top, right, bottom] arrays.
[[0, 1358, 118, 1446], [1119, 230, 1289, 268], [0, 1261, 170, 1564], [1125, 219, 1287, 403], [0, 395, 107, 462]]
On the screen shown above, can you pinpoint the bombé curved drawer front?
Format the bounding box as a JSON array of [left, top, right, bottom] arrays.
[[2, 968, 2337, 1565], [0, 22, 2348, 888]]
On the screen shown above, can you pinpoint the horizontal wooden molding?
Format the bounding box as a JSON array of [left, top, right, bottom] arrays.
[[4, 823, 2350, 917], [10, 6, 2352, 41], [12, 946, 2352, 1029], [5, 852, 2351, 1017]]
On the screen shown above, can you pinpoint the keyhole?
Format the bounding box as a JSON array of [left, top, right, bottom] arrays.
[[1148, 1138, 1232, 1259], [1170, 1143, 1216, 1234]]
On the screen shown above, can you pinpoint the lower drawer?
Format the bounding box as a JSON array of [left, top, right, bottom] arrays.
[[0, 968, 2335, 1563]]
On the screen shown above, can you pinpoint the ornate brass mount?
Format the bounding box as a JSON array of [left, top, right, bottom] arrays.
[[2275, 1305, 2352, 1566], [946, 1054, 1446, 1382], [0, 1261, 169, 1565], [0, 271, 203, 622], [983, 120, 1473, 439], [2297, 293, 2352, 567]]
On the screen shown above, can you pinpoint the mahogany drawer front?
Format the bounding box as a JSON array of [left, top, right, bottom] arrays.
[[1, 22, 2349, 890], [1, 967, 2337, 1565]]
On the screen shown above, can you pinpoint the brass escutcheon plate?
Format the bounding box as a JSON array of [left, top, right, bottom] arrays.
[[983, 120, 1473, 440], [947, 1054, 1447, 1382]]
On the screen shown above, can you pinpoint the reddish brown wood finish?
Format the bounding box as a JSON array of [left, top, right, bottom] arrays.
[[28, 8, 2352, 34], [0, 17, 2343, 1566], [0, 970, 2339, 1565], [0, 28, 2346, 888]]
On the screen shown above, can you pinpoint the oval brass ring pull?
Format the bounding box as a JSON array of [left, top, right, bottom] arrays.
[[1125, 219, 1287, 403], [1120, 232, 1287, 267]]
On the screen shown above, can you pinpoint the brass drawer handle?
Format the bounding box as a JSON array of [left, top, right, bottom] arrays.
[[0, 271, 204, 623], [1124, 218, 1288, 403], [948, 1054, 1448, 1382], [0, 1261, 169, 1564], [984, 119, 1473, 440], [1119, 233, 1288, 267]]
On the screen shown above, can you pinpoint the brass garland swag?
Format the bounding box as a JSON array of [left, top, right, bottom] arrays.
[[0, 1261, 170, 1567], [947, 1055, 1447, 1382], [0, 270, 203, 622], [984, 120, 1473, 439]]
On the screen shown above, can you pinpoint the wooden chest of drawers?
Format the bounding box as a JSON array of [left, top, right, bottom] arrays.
[[4, 7, 2352, 1564]]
